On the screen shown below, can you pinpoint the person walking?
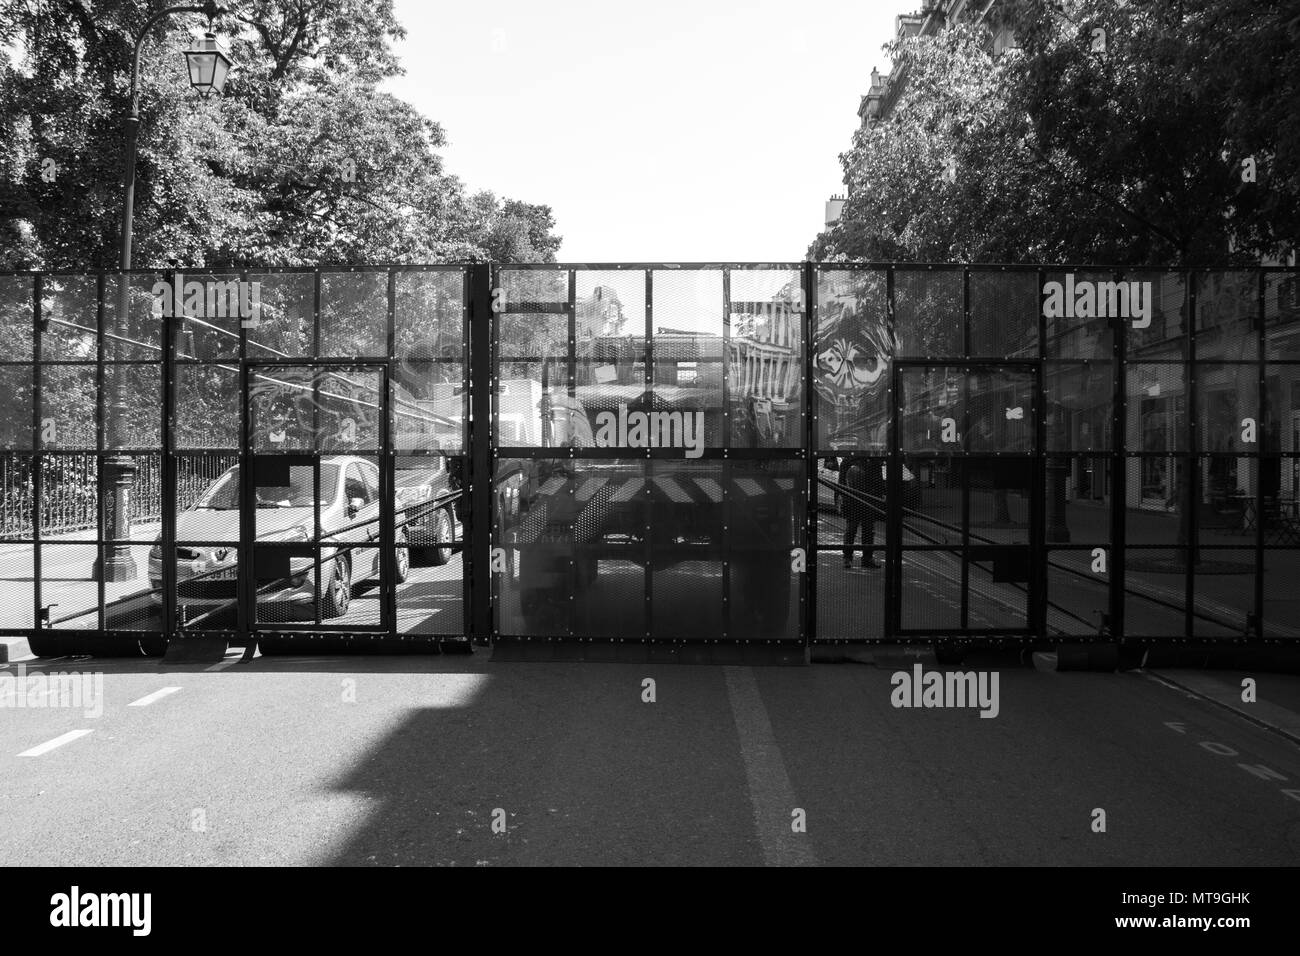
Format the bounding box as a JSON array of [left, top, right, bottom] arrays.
[[840, 455, 881, 569]]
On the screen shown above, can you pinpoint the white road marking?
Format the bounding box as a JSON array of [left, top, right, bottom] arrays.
[[128, 687, 183, 707], [205, 649, 246, 672], [723, 666, 817, 867], [19, 729, 93, 757], [1147, 671, 1300, 746]]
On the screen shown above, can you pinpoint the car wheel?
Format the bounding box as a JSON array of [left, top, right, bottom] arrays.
[[428, 509, 454, 567], [395, 529, 410, 584], [322, 555, 351, 619]]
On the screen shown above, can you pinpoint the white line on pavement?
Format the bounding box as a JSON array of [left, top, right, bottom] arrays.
[[19, 729, 93, 757], [128, 687, 183, 707], [723, 666, 817, 867], [205, 659, 240, 672]]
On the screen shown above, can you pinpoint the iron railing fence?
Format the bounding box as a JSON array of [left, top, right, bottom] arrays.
[[0, 453, 235, 537]]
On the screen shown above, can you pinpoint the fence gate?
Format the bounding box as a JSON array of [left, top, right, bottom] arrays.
[[486, 264, 809, 661], [889, 360, 1040, 637], [237, 362, 396, 647]]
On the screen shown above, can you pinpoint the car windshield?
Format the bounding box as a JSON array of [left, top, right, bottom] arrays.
[[194, 465, 339, 509]]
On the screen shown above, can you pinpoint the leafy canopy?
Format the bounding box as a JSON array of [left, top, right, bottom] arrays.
[[0, 0, 561, 269], [813, 0, 1299, 265]]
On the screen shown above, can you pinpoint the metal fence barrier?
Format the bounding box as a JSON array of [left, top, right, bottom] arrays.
[[0, 263, 1297, 657]]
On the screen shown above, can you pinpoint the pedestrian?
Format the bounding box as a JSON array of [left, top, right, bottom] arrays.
[[840, 455, 881, 569]]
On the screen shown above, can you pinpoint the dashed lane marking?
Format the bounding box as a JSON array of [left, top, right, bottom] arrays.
[[18, 729, 93, 757], [127, 687, 183, 707]]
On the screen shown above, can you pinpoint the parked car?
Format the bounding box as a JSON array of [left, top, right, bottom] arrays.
[[394, 454, 462, 566], [149, 455, 441, 620]]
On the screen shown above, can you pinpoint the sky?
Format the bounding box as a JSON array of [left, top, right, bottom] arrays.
[[382, 0, 899, 263]]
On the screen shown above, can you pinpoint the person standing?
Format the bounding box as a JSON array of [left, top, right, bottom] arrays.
[[840, 455, 881, 569]]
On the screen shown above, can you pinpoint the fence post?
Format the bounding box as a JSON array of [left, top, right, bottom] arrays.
[[161, 268, 176, 640], [803, 262, 817, 652], [469, 263, 493, 645]]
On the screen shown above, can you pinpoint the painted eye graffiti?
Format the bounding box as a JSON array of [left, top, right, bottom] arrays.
[[817, 337, 885, 392]]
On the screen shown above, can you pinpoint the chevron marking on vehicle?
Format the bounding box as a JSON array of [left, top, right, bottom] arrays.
[[694, 477, 723, 502], [735, 478, 766, 497], [516, 504, 549, 542], [538, 476, 568, 497], [575, 477, 606, 501], [655, 476, 693, 503], [610, 477, 645, 503]]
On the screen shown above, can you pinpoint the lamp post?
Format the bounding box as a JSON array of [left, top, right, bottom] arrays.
[[98, 2, 230, 582]]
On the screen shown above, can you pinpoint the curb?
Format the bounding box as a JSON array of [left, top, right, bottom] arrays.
[[1144, 669, 1300, 749]]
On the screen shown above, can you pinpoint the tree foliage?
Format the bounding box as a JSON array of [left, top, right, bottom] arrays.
[[0, 0, 560, 270], [812, 0, 1299, 265]]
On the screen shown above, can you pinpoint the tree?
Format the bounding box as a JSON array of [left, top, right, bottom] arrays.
[[0, 0, 560, 270], [813, 1, 1299, 266], [811, 22, 1116, 263]]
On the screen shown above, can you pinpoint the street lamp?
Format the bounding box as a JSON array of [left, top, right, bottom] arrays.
[[97, 1, 230, 582], [184, 33, 232, 98]]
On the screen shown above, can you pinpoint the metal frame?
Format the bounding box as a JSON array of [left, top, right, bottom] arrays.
[[2, 263, 1298, 656]]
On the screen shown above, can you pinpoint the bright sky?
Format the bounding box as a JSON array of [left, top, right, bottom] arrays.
[[382, 0, 898, 263]]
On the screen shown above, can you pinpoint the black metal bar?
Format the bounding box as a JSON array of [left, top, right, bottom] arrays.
[[31, 274, 42, 634], [1255, 267, 1266, 640], [161, 268, 176, 640], [1033, 267, 1049, 638], [381, 270, 397, 639], [236, 345, 252, 639], [720, 269, 731, 638], [960, 271, 971, 631], [459, 267, 472, 640], [721, 268, 732, 449], [94, 272, 106, 632], [565, 267, 577, 639], [803, 262, 816, 648], [885, 266, 900, 638], [469, 263, 493, 645], [1111, 267, 1127, 641], [1032, 353, 1048, 638], [644, 269, 654, 640], [1186, 270, 1197, 640]]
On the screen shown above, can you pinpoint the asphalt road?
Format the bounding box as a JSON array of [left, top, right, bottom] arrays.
[[2, 652, 1298, 866]]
